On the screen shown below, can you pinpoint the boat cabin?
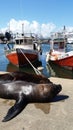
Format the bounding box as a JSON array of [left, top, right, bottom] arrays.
[[50, 38, 67, 53], [13, 34, 41, 51], [15, 36, 33, 45]]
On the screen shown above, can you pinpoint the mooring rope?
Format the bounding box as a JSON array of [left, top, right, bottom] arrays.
[[19, 48, 41, 75], [4, 42, 41, 75]]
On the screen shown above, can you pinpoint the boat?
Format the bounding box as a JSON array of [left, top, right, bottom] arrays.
[[4, 33, 41, 67], [46, 34, 73, 70], [46, 62, 73, 79]]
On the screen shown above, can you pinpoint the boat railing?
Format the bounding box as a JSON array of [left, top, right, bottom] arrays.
[[58, 51, 73, 60]]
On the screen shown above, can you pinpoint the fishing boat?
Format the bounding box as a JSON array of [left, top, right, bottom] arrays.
[[4, 33, 41, 67], [46, 36, 73, 70]]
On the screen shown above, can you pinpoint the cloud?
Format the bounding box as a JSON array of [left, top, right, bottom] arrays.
[[0, 19, 56, 38], [2, 19, 73, 38], [41, 23, 56, 38]]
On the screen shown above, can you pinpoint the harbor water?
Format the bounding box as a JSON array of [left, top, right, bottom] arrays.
[[0, 43, 73, 79]]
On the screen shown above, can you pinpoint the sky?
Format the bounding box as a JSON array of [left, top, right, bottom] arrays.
[[0, 0, 73, 38]]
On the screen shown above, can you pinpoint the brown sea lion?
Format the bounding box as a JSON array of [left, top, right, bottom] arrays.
[[0, 81, 62, 122], [0, 71, 62, 122], [0, 71, 51, 83]]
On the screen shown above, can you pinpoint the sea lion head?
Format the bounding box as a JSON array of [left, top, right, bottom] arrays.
[[51, 84, 62, 98], [34, 83, 62, 102]]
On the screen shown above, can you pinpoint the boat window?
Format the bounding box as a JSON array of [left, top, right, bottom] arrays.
[[16, 40, 19, 44], [24, 39, 27, 43], [53, 42, 59, 50], [53, 42, 65, 50], [59, 42, 64, 49], [20, 39, 24, 44], [28, 39, 33, 44], [16, 39, 24, 44]]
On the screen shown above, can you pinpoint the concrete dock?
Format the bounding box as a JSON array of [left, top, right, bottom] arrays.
[[0, 74, 73, 130]]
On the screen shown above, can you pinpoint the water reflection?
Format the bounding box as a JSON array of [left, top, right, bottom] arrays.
[[46, 62, 73, 79], [6, 58, 73, 79], [6, 60, 42, 74]]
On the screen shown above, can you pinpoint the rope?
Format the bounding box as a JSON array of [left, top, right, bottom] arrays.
[[4, 42, 41, 75], [19, 49, 41, 75]]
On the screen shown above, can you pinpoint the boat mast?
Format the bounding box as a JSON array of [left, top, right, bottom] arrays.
[[22, 23, 24, 36]]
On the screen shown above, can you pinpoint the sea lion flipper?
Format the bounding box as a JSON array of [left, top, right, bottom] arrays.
[[0, 73, 14, 81], [2, 97, 27, 122]]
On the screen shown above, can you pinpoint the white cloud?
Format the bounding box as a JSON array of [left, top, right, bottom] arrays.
[[65, 27, 73, 32], [0, 18, 56, 38], [2, 19, 73, 38], [41, 23, 56, 38]]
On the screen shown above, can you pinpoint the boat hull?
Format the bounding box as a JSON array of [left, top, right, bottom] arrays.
[[5, 49, 39, 67], [49, 56, 73, 69]]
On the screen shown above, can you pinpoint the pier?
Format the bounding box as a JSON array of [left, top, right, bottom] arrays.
[[0, 73, 73, 130]]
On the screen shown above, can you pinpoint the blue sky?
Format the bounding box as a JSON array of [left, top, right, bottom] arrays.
[[0, 0, 73, 37]]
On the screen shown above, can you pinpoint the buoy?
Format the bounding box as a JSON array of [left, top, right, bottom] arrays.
[[37, 66, 44, 71]]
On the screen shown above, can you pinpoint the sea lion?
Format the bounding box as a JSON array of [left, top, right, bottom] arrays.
[[0, 79, 62, 122], [0, 71, 51, 83]]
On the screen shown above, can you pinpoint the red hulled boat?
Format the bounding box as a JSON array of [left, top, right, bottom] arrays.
[[46, 37, 73, 70], [4, 33, 41, 67]]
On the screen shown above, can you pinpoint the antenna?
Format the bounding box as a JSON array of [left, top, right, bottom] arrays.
[[22, 23, 24, 35]]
